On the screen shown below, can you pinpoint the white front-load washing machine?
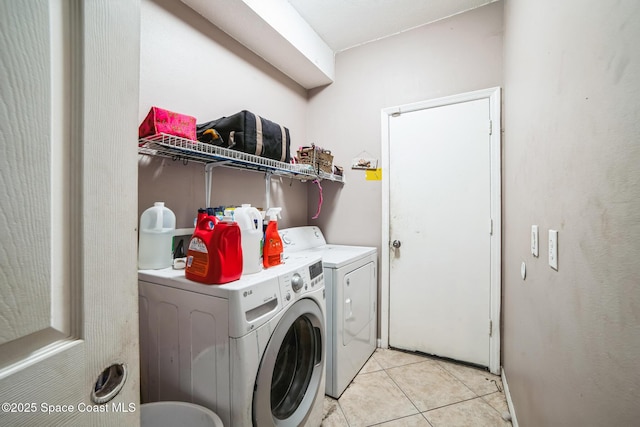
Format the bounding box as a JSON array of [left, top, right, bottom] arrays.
[[138, 255, 326, 427], [279, 226, 377, 399]]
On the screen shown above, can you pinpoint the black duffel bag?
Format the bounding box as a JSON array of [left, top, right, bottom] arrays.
[[197, 111, 291, 163]]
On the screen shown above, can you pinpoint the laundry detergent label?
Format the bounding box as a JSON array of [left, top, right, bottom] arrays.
[[188, 237, 208, 253], [186, 237, 209, 277], [186, 252, 209, 277]]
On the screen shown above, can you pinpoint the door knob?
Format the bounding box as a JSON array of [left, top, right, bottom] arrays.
[[392, 240, 401, 248]]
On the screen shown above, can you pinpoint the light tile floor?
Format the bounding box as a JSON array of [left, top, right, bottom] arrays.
[[322, 348, 512, 427]]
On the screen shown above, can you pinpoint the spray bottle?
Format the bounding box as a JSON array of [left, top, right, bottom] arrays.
[[263, 207, 283, 268]]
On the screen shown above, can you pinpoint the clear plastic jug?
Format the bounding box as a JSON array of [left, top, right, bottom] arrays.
[[138, 202, 176, 269]]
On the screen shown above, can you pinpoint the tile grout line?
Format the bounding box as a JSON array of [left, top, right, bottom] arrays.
[[434, 359, 510, 422], [433, 361, 511, 423], [333, 349, 507, 427], [366, 352, 425, 426], [334, 397, 351, 427], [342, 351, 425, 427], [423, 394, 484, 413], [383, 355, 504, 425], [479, 392, 512, 421], [375, 351, 483, 425], [382, 363, 423, 420], [435, 359, 505, 398]]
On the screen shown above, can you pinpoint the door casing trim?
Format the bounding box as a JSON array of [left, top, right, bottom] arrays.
[[380, 87, 502, 374]]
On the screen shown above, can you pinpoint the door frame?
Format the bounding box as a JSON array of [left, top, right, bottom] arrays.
[[380, 87, 501, 374]]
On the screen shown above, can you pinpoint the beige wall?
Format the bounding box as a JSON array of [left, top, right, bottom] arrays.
[[306, 2, 503, 250], [502, 0, 640, 425], [305, 3, 503, 342], [136, 0, 640, 422], [137, 0, 640, 422], [304, 2, 503, 356], [138, 0, 309, 228]]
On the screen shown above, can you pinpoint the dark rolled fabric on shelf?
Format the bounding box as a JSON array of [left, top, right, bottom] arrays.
[[197, 110, 291, 163]]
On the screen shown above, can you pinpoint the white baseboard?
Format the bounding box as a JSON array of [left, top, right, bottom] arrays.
[[501, 367, 519, 427]]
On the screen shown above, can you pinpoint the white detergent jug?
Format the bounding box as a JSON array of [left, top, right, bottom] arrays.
[[138, 202, 176, 269], [234, 204, 263, 275]]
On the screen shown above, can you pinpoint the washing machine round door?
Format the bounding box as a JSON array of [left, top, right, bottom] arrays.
[[253, 298, 325, 426]]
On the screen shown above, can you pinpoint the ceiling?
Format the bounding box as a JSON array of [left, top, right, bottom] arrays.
[[287, 0, 496, 52], [180, 0, 498, 88]]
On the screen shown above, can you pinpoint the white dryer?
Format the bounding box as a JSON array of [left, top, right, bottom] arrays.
[[138, 255, 326, 427], [279, 226, 377, 398]]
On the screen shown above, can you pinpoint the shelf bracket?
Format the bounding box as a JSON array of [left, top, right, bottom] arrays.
[[204, 161, 233, 207], [265, 171, 272, 210], [205, 163, 215, 208]]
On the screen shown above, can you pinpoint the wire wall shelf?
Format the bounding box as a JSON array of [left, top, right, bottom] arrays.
[[138, 133, 344, 183]]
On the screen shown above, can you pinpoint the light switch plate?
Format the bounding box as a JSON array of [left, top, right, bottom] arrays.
[[531, 225, 539, 257], [549, 230, 558, 270]]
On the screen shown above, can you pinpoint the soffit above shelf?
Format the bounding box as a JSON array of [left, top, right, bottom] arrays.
[[181, 0, 335, 89]]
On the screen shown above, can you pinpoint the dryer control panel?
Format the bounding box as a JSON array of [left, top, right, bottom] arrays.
[[279, 226, 327, 252]]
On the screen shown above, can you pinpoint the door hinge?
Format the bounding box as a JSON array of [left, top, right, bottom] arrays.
[[391, 111, 401, 117], [489, 120, 493, 135], [490, 219, 493, 235], [489, 320, 493, 337]]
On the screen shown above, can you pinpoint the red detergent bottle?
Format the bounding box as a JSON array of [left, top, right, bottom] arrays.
[[185, 212, 243, 284]]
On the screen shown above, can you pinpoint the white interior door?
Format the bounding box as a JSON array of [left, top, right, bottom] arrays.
[[0, 1, 140, 425], [382, 89, 501, 373]]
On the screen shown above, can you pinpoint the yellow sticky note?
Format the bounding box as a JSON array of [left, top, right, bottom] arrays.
[[366, 168, 382, 181]]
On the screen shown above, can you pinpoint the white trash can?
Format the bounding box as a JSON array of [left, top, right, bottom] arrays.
[[140, 402, 223, 427]]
